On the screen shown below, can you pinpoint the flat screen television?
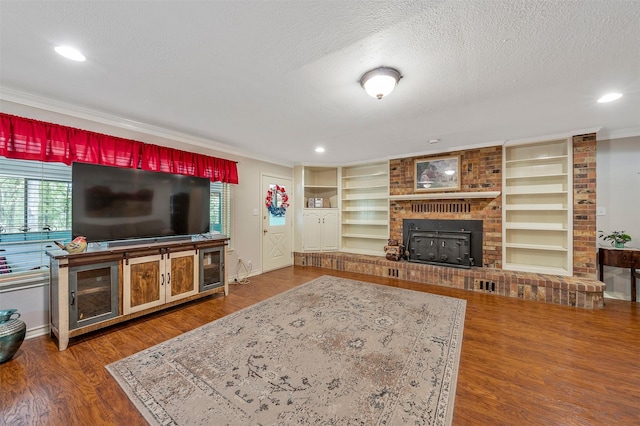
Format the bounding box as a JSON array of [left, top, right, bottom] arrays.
[[72, 163, 210, 243]]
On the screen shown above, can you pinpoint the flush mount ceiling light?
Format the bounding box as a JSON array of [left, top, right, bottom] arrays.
[[359, 67, 402, 100], [597, 93, 622, 103], [54, 45, 86, 62], [315, 147, 325, 153]]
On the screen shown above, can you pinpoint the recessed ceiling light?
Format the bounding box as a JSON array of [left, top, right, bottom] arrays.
[[54, 45, 86, 62], [428, 139, 439, 144], [315, 147, 325, 153], [597, 93, 622, 103]]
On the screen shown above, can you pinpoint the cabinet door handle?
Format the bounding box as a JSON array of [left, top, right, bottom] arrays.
[[318, 218, 321, 223], [161, 274, 165, 286], [167, 272, 170, 285], [323, 218, 325, 223], [70, 291, 75, 306]]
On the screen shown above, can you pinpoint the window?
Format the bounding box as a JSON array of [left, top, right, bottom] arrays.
[[0, 157, 232, 284], [0, 158, 72, 278], [210, 181, 232, 249]]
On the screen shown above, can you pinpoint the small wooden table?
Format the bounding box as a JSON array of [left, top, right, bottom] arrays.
[[598, 247, 640, 302]]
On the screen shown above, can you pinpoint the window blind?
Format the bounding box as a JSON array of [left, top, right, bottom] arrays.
[[0, 157, 72, 277]]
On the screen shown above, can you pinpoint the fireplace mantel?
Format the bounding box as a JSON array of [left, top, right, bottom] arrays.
[[389, 191, 500, 201]]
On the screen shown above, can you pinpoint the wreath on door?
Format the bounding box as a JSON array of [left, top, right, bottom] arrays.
[[265, 184, 290, 217]]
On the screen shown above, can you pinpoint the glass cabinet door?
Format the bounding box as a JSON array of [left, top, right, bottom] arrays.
[[69, 261, 119, 329], [200, 247, 224, 291]]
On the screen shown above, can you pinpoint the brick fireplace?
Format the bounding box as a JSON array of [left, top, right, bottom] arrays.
[[294, 134, 603, 308], [389, 134, 598, 278]]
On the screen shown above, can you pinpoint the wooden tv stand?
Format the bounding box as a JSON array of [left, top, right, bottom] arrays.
[[48, 236, 228, 350]]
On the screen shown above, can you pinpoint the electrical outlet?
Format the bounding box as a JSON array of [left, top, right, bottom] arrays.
[[248, 260, 252, 269]]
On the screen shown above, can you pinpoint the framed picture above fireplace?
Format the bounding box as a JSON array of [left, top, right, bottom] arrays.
[[414, 155, 460, 192]]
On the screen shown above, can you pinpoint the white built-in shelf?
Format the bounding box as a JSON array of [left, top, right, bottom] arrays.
[[342, 194, 388, 200], [342, 233, 387, 240], [342, 184, 388, 190], [342, 171, 387, 179], [505, 190, 568, 196], [342, 220, 388, 225], [503, 138, 572, 276], [504, 206, 568, 211], [342, 207, 388, 212], [505, 173, 568, 180], [389, 191, 500, 201], [504, 243, 568, 251], [505, 223, 567, 231], [504, 155, 568, 164]]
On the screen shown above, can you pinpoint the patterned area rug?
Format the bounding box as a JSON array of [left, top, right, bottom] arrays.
[[106, 276, 466, 425]]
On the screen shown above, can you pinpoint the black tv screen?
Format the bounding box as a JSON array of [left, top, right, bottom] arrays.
[[72, 163, 210, 243]]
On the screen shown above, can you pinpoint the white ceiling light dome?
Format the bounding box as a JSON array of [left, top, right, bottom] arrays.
[[597, 93, 622, 103], [54, 45, 86, 62], [359, 67, 402, 100]]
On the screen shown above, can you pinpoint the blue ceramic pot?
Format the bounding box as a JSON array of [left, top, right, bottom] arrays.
[[0, 309, 26, 363]]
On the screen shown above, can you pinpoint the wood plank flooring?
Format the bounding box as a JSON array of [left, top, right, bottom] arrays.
[[1, 266, 639, 425]]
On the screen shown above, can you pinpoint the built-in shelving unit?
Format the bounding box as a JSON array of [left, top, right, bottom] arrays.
[[293, 166, 339, 252], [303, 166, 338, 208], [502, 138, 572, 275], [340, 162, 389, 255]]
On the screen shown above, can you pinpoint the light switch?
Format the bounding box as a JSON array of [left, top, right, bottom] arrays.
[[252, 208, 259, 216], [596, 207, 606, 216]]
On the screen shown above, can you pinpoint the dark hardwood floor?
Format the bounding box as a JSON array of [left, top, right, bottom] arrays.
[[1, 266, 639, 425]]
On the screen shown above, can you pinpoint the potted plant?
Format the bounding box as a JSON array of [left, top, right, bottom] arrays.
[[598, 230, 632, 248]]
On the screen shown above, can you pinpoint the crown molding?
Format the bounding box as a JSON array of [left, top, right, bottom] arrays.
[[503, 127, 601, 146], [597, 126, 640, 141], [388, 139, 505, 161], [0, 87, 294, 167]]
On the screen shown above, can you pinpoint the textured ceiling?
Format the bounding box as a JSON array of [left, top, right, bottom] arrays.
[[1, 1, 639, 166]]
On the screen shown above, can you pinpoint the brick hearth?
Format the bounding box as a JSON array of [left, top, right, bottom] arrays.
[[294, 252, 605, 309]]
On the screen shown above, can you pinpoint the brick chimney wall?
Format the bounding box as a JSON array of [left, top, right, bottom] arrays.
[[388, 134, 597, 278]]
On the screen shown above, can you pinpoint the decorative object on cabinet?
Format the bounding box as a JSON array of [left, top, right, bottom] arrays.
[[383, 239, 404, 261], [265, 184, 290, 217], [0, 309, 26, 363], [598, 230, 632, 248], [502, 138, 572, 276], [414, 156, 460, 191], [54, 236, 88, 253]]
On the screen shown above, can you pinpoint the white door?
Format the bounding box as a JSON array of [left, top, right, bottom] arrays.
[[321, 210, 339, 250], [261, 175, 293, 272]]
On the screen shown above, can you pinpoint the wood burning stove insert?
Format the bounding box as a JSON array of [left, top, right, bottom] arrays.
[[403, 219, 483, 269]]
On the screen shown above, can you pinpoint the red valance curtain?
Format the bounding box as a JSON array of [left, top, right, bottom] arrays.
[[0, 113, 238, 184]]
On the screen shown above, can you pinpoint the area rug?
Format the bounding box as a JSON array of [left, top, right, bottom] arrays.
[[106, 275, 466, 425]]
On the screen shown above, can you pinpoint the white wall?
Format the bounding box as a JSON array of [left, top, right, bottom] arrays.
[[0, 100, 292, 336], [596, 136, 640, 300]]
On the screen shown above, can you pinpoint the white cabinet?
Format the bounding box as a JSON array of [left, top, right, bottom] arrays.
[[303, 209, 339, 251], [502, 139, 573, 275], [340, 162, 389, 256], [294, 166, 340, 252], [123, 249, 198, 314]]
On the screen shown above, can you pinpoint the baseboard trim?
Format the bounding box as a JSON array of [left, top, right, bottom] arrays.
[[26, 324, 50, 340]]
